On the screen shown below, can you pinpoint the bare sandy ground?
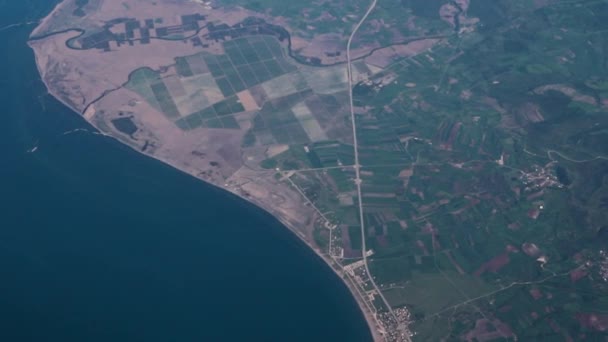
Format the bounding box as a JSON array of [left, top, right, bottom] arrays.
[[28, 1, 390, 339], [236, 90, 260, 111], [29, 29, 209, 112]]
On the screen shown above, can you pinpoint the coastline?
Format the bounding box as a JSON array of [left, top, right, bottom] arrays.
[[29, 0, 65, 38], [27, 39, 384, 342]]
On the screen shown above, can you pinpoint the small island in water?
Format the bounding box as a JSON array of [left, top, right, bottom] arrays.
[[30, 0, 608, 341]]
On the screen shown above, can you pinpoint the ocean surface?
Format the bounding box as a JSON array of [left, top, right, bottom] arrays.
[[0, 1, 372, 341]]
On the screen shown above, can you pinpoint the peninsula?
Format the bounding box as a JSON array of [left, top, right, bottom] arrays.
[[31, 0, 608, 340], [29, 0, 418, 339]]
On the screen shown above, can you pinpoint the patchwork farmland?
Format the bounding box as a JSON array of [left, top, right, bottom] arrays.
[[126, 34, 370, 146]]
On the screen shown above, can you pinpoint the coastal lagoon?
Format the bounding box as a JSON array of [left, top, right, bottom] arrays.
[[0, 1, 372, 341]]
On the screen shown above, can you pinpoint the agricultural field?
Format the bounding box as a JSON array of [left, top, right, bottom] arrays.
[[32, 0, 608, 340], [220, 0, 458, 65], [215, 0, 608, 339], [125, 34, 371, 141], [335, 0, 608, 340]]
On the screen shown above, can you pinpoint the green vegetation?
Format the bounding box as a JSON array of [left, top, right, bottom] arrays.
[[204, 36, 290, 98], [220, 0, 454, 50], [124, 2, 608, 339], [125, 35, 300, 131], [341, 0, 608, 339]]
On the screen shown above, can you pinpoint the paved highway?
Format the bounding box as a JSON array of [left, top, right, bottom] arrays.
[[345, 0, 397, 323]]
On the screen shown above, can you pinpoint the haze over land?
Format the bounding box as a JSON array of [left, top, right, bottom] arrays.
[[30, 0, 608, 340]]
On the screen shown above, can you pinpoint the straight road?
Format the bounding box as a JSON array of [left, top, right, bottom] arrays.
[[346, 0, 397, 322]]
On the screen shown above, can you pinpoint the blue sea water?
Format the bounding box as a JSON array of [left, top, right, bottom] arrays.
[[0, 1, 372, 341]]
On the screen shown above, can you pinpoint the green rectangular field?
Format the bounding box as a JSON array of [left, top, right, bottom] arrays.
[[175, 57, 194, 77], [347, 225, 362, 250], [250, 41, 274, 60], [284, 123, 310, 143], [277, 58, 297, 73], [262, 36, 284, 58], [252, 112, 268, 130], [215, 77, 235, 97], [269, 126, 292, 144], [220, 116, 240, 129], [205, 117, 223, 129], [231, 37, 253, 49], [217, 54, 235, 72], [263, 59, 284, 78], [150, 82, 180, 118], [268, 122, 310, 144], [236, 39, 261, 63], [213, 96, 245, 116], [195, 106, 217, 120], [224, 70, 246, 93], [260, 109, 298, 126], [222, 39, 238, 49], [185, 112, 203, 128], [244, 35, 264, 44], [236, 65, 259, 87], [249, 61, 273, 83], [213, 97, 236, 116], [203, 55, 224, 77], [174, 118, 190, 131], [225, 45, 248, 66]]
